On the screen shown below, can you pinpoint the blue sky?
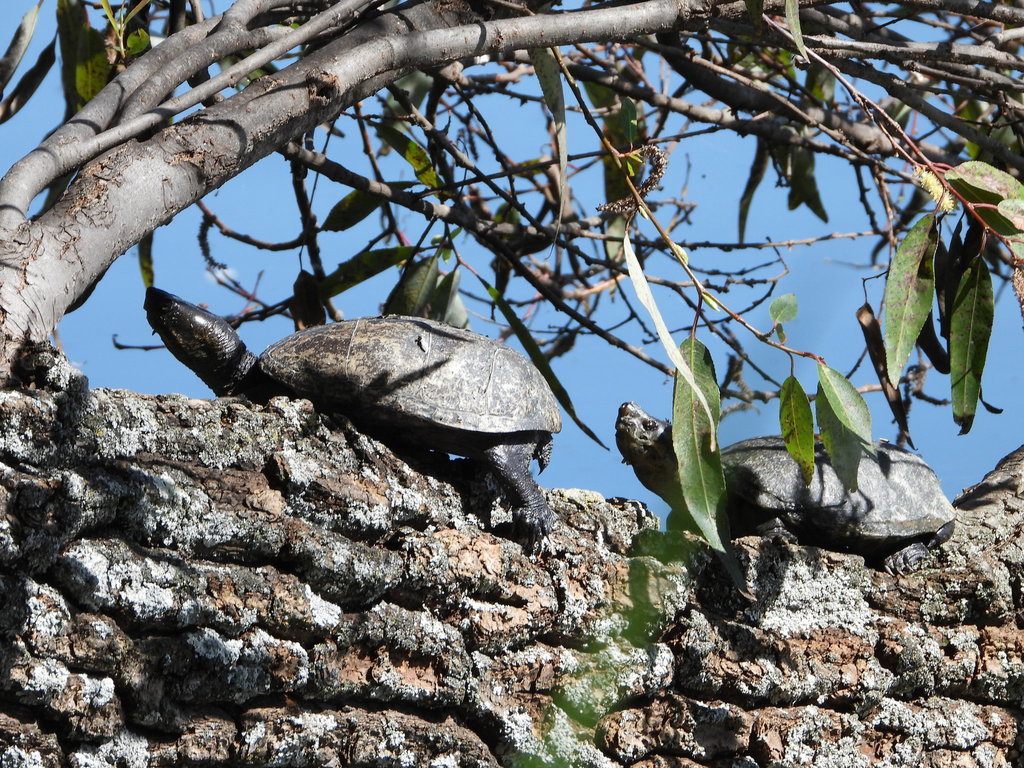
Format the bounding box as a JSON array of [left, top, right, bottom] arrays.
[[3, 1, 1022, 518]]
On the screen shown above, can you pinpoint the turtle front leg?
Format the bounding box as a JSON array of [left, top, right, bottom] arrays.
[[482, 436, 556, 548]]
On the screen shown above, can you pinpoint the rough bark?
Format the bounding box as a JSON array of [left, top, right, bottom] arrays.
[[1, 348, 1022, 767]]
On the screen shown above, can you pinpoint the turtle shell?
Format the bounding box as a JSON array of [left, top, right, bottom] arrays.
[[721, 436, 955, 552], [258, 316, 562, 436]]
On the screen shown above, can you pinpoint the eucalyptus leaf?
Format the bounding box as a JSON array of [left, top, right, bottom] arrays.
[[320, 247, 415, 298], [779, 376, 814, 484], [815, 381, 864, 493], [672, 338, 745, 590], [817, 364, 873, 454], [883, 213, 937, 386], [530, 47, 567, 226], [949, 256, 993, 434], [622, 232, 717, 434], [0, 1, 42, 92]]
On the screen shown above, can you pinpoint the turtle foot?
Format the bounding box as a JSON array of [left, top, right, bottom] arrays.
[[484, 439, 557, 550], [513, 504, 556, 551], [883, 542, 932, 575]]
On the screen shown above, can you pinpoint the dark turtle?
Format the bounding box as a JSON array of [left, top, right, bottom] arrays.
[[144, 287, 562, 545], [615, 402, 955, 574]]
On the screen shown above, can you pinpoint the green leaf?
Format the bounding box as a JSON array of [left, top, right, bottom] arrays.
[[383, 251, 441, 317], [58, 0, 109, 109], [430, 268, 469, 329], [0, 39, 55, 125], [621, 232, 717, 432], [806, 64, 834, 103], [945, 160, 1024, 205], [322, 183, 415, 232], [738, 139, 769, 243], [949, 256, 993, 434], [815, 381, 864, 493], [0, 0, 42, 92], [672, 339, 745, 590], [125, 28, 150, 57], [816, 363, 872, 452], [377, 124, 442, 192], [323, 190, 384, 232], [137, 231, 154, 288], [121, 0, 152, 27], [530, 47, 567, 227], [769, 293, 798, 324], [320, 246, 415, 298], [779, 376, 814, 484], [787, 145, 828, 222], [616, 98, 639, 145], [993, 198, 1024, 261], [474, 273, 607, 449], [883, 213, 937, 386], [785, 0, 808, 60]]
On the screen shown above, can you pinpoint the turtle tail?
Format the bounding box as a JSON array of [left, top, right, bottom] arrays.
[[145, 287, 258, 397]]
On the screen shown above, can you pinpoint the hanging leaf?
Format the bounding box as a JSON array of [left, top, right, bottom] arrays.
[[383, 251, 442, 317], [816, 363, 873, 451], [431, 268, 469, 329], [784, 0, 808, 60], [778, 376, 814, 483], [616, 98, 639, 145], [322, 183, 415, 232], [769, 293, 798, 324], [738, 139, 769, 243], [530, 47, 568, 226], [856, 303, 912, 445], [58, 0, 109, 109], [621, 232, 717, 433], [0, 1, 42, 92], [945, 160, 1024, 205], [377, 124, 442, 192], [787, 145, 828, 222], [0, 39, 55, 124], [949, 256, 994, 434], [815, 381, 864, 493], [289, 270, 326, 331], [883, 213, 937, 386], [672, 339, 745, 590], [137, 231, 154, 288], [319, 246, 415, 298]]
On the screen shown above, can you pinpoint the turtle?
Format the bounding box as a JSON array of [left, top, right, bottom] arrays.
[[615, 402, 955, 574], [144, 287, 562, 545]]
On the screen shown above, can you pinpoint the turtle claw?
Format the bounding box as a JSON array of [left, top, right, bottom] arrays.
[[514, 505, 555, 551], [883, 542, 931, 575]]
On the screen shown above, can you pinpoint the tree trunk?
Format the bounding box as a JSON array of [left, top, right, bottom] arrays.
[[1, 348, 1021, 767]]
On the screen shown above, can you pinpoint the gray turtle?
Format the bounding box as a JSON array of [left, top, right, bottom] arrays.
[[145, 287, 562, 545], [615, 402, 955, 574]]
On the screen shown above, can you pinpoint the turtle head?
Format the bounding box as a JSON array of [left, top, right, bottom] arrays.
[[615, 402, 678, 496], [145, 287, 258, 396], [615, 402, 672, 462]]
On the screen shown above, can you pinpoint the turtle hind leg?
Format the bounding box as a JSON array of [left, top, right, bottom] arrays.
[[483, 437, 556, 549], [883, 520, 954, 575]]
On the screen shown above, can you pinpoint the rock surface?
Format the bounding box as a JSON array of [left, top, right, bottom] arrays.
[[0, 349, 1021, 766]]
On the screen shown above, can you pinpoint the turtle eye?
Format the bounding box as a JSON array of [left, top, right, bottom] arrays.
[[642, 418, 658, 430]]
